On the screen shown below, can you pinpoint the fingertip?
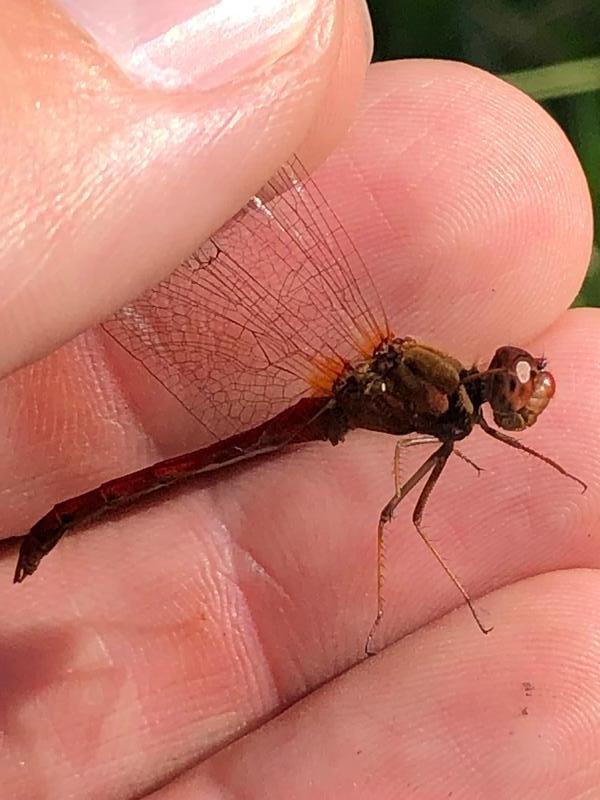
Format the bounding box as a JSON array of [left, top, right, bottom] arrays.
[[316, 59, 593, 360], [0, 0, 365, 377]]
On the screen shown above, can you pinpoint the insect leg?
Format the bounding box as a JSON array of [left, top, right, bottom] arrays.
[[453, 448, 483, 474], [411, 450, 492, 636], [365, 440, 451, 656], [478, 415, 586, 491]]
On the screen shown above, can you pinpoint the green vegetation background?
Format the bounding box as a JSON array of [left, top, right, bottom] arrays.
[[366, 1, 600, 306]]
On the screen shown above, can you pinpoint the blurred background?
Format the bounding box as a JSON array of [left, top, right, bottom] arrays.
[[366, 0, 600, 305]]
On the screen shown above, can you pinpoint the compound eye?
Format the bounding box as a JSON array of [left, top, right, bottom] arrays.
[[527, 371, 555, 419]]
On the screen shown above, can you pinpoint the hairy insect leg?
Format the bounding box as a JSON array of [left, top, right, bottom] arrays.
[[411, 450, 492, 638], [365, 439, 492, 656], [369, 441, 406, 654], [365, 440, 452, 656], [478, 415, 586, 491], [453, 448, 483, 474], [401, 438, 483, 476]]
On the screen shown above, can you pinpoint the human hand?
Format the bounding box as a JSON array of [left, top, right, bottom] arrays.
[[1, 2, 598, 798]]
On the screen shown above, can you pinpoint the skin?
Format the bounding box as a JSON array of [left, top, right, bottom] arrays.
[[0, 1, 598, 798]]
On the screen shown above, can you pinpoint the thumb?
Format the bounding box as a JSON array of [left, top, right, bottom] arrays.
[[0, 0, 372, 375]]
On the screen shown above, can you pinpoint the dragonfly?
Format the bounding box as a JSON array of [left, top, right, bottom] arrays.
[[12, 157, 585, 653]]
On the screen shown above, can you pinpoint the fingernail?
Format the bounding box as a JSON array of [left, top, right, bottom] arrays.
[[59, 0, 320, 91]]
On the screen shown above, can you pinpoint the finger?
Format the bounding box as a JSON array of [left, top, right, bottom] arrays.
[[170, 571, 600, 800], [2, 56, 591, 534], [299, 0, 373, 161], [358, 307, 599, 645], [0, 0, 371, 375], [1, 312, 597, 798], [1, 58, 597, 798], [315, 59, 593, 361]]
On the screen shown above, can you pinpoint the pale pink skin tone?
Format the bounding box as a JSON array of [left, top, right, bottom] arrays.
[[0, 2, 598, 799]]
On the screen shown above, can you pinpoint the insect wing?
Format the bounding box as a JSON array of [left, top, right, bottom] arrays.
[[102, 157, 388, 440]]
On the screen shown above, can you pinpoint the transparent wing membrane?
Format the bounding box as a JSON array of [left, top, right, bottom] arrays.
[[103, 157, 389, 439]]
